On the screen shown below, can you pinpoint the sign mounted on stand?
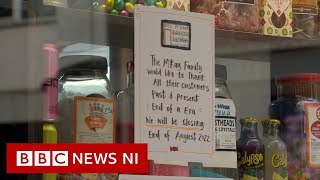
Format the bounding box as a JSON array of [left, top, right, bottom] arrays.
[[134, 6, 215, 163]]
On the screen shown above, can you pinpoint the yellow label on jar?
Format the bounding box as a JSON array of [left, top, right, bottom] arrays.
[[74, 96, 116, 143]]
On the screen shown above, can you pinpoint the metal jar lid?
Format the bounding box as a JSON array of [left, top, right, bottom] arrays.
[[59, 55, 108, 73]]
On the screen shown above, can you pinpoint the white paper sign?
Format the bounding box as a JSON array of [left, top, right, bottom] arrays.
[[119, 175, 232, 180], [134, 6, 215, 163]]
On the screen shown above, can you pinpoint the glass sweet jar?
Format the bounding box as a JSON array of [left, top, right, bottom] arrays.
[[57, 55, 117, 179], [270, 73, 320, 180]]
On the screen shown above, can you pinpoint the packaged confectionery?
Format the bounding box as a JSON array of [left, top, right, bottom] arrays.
[[57, 55, 117, 180], [292, 0, 318, 39], [166, 0, 190, 11], [259, 0, 293, 37], [67, 0, 166, 17], [191, 0, 260, 33], [270, 73, 320, 180], [237, 118, 264, 180]]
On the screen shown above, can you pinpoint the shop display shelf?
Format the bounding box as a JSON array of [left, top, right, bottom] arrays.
[[57, 7, 320, 61], [57, 7, 134, 48]]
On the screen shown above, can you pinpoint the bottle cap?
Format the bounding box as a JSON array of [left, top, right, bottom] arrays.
[[215, 64, 227, 80], [240, 118, 245, 124], [269, 119, 281, 125], [60, 55, 108, 73], [242, 118, 259, 123]]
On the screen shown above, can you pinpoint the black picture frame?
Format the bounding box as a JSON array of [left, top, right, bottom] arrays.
[[161, 20, 191, 50]]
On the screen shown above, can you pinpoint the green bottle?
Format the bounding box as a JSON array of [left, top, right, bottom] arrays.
[[264, 119, 288, 180]]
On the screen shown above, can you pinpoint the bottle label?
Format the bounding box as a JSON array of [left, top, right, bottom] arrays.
[[238, 151, 264, 180], [304, 103, 320, 168], [215, 98, 237, 151], [271, 152, 288, 168], [238, 152, 264, 166], [74, 96, 116, 143], [166, 0, 190, 12], [269, 153, 288, 180]]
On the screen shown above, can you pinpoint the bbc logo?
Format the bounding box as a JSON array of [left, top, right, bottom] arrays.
[[16, 151, 68, 166]]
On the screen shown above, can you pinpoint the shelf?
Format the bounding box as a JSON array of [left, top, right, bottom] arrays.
[[57, 7, 134, 48], [57, 7, 320, 61], [216, 30, 320, 61]]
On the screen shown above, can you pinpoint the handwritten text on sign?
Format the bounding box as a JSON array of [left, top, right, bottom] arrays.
[[135, 6, 215, 163]]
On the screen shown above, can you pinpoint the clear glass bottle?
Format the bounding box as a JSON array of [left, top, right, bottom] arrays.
[[57, 55, 117, 180], [264, 119, 288, 180], [237, 118, 264, 180], [117, 60, 134, 143]]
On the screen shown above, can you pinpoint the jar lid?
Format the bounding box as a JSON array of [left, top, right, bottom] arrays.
[[216, 64, 227, 80], [241, 118, 259, 123], [276, 73, 320, 85], [59, 55, 108, 73], [127, 61, 134, 73]]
